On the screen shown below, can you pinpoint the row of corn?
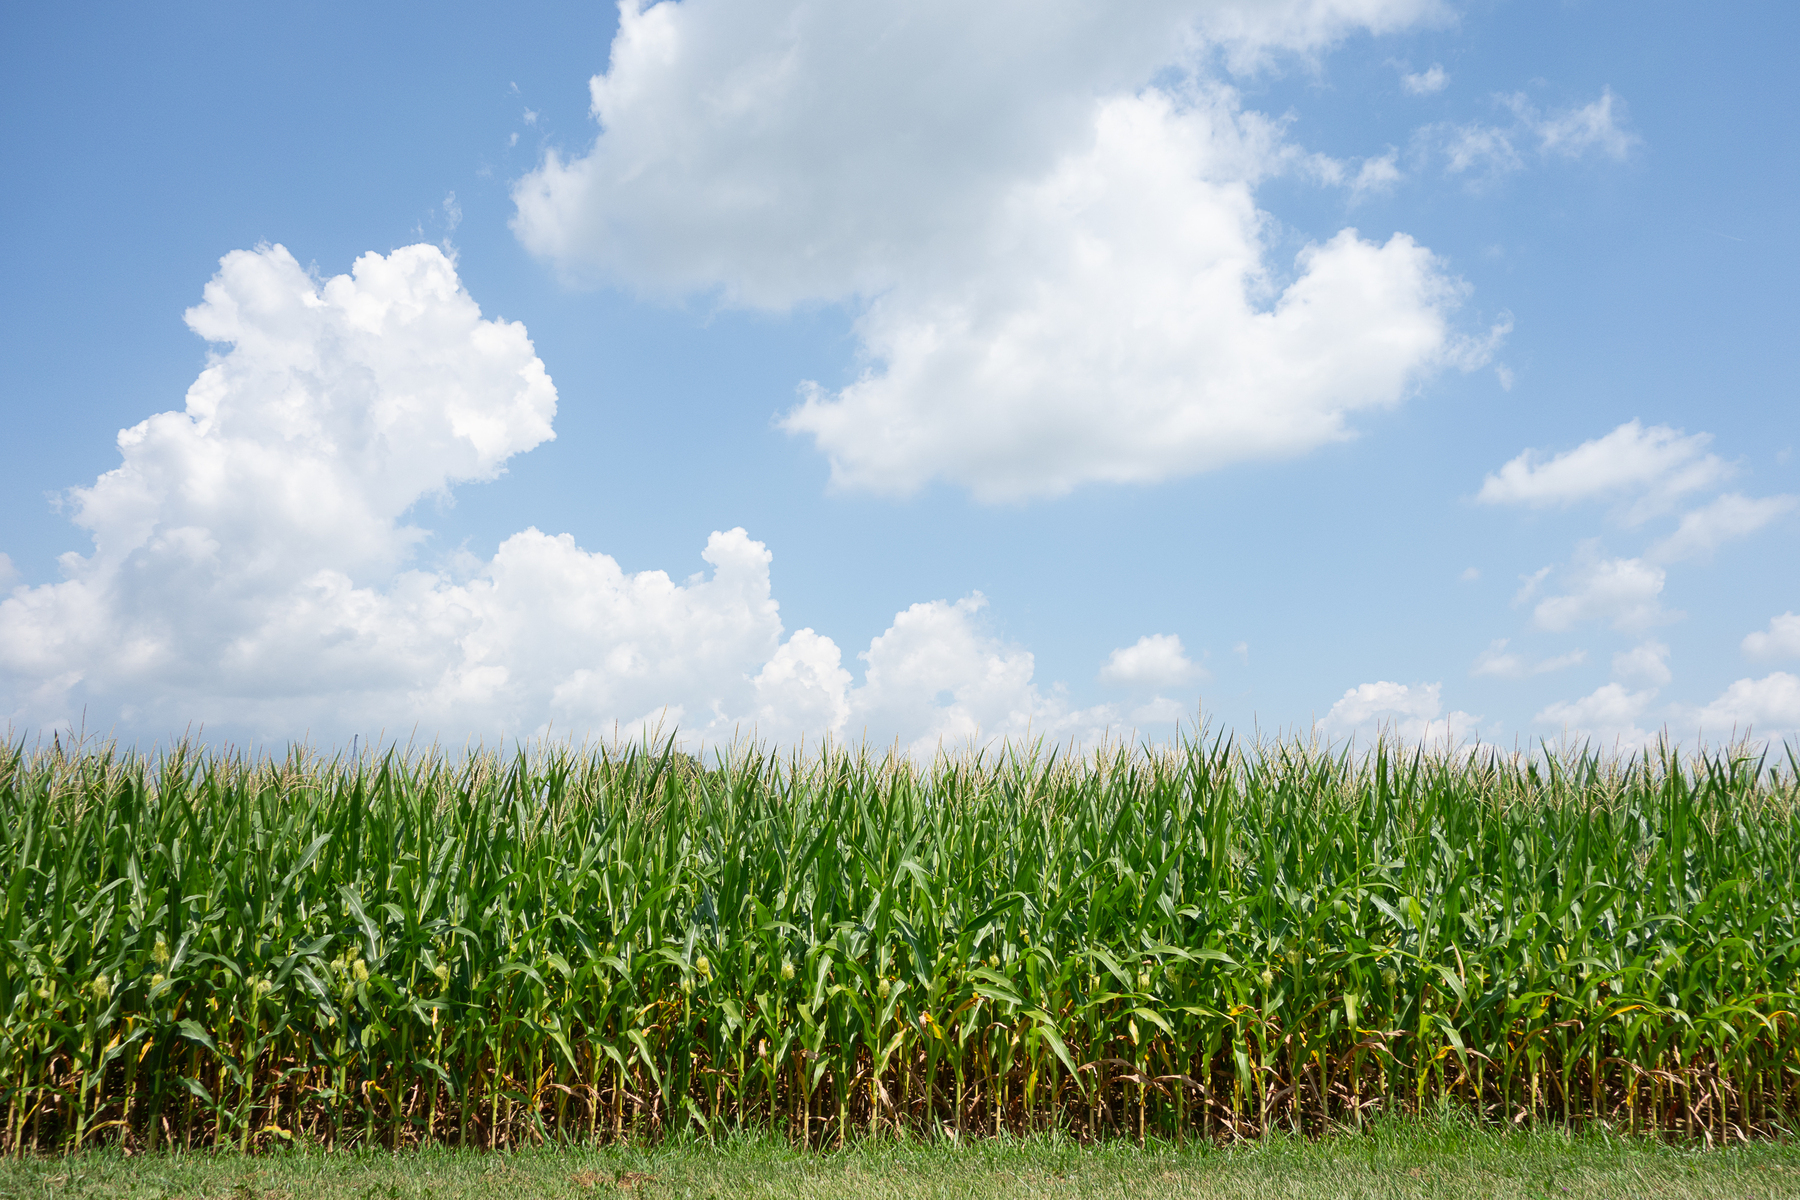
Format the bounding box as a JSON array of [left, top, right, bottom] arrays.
[[0, 732, 1796, 1151]]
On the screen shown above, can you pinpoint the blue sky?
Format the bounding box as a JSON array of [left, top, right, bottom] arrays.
[[2, 0, 1796, 754]]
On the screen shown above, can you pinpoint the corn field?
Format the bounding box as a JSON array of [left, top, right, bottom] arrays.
[[1, 733, 1797, 1153]]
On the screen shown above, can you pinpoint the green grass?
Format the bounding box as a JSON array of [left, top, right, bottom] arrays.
[[2, 1122, 1799, 1200], [1, 733, 1797, 1152]]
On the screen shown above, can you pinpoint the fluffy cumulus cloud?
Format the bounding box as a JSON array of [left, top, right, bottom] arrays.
[[1100, 633, 1205, 688], [1477, 420, 1732, 521], [1320, 680, 1479, 745], [513, 0, 1447, 303], [1682, 674, 1800, 742], [844, 595, 1131, 757], [1, 244, 554, 734], [1530, 546, 1672, 634], [1097, 634, 1203, 729], [1399, 63, 1448, 95], [1535, 683, 1659, 749], [0, 246, 1145, 753], [780, 89, 1482, 500], [515, 0, 1487, 501], [1744, 613, 1800, 661]]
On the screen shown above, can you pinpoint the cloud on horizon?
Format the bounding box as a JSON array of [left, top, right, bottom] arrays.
[[0, 246, 1186, 754], [1480, 421, 1800, 748], [1321, 679, 1480, 745]]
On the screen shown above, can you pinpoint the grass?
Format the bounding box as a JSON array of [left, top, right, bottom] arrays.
[[2, 1121, 1799, 1200], [1, 732, 1797, 1152]]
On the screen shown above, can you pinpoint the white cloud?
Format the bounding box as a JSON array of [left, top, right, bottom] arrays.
[[1484, 427, 1785, 667], [1459, 566, 1480, 582], [1190, 0, 1451, 70], [1512, 87, 1637, 161], [1513, 565, 1552, 605], [849, 595, 1046, 752], [515, 0, 1480, 501], [743, 627, 853, 741], [1645, 492, 1797, 562], [1470, 638, 1585, 679], [1744, 613, 1800, 661], [0, 553, 14, 589], [1321, 680, 1478, 744], [1434, 122, 1521, 177], [1532, 548, 1672, 634], [844, 594, 1130, 757], [40, 242, 556, 593], [1422, 87, 1638, 182], [781, 86, 1489, 500], [1300, 146, 1402, 200], [513, 0, 1451, 301], [514, 0, 1435, 304], [1351, 148, 1403, 195], [1683, 673, 1800, 742], [1477, 420, 1732, 520], [1611, 640, 1671, 689], [1400, 63, 1448, 95], [1534, 682, 1658, 749], [0, 244, 1137, 755], [1099, 632, 1205, 688], [786, 195, 1474, 499], [1131, 696, 1187, 724]]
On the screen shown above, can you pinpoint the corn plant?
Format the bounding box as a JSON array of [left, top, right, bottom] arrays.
[[0, 731, 1794, 1151]]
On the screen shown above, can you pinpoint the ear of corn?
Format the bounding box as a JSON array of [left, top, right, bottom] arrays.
[[0, 732, 1795, 1150]]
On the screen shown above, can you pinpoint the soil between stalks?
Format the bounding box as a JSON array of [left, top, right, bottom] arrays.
[[2, 1125, 1799, 1200]]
